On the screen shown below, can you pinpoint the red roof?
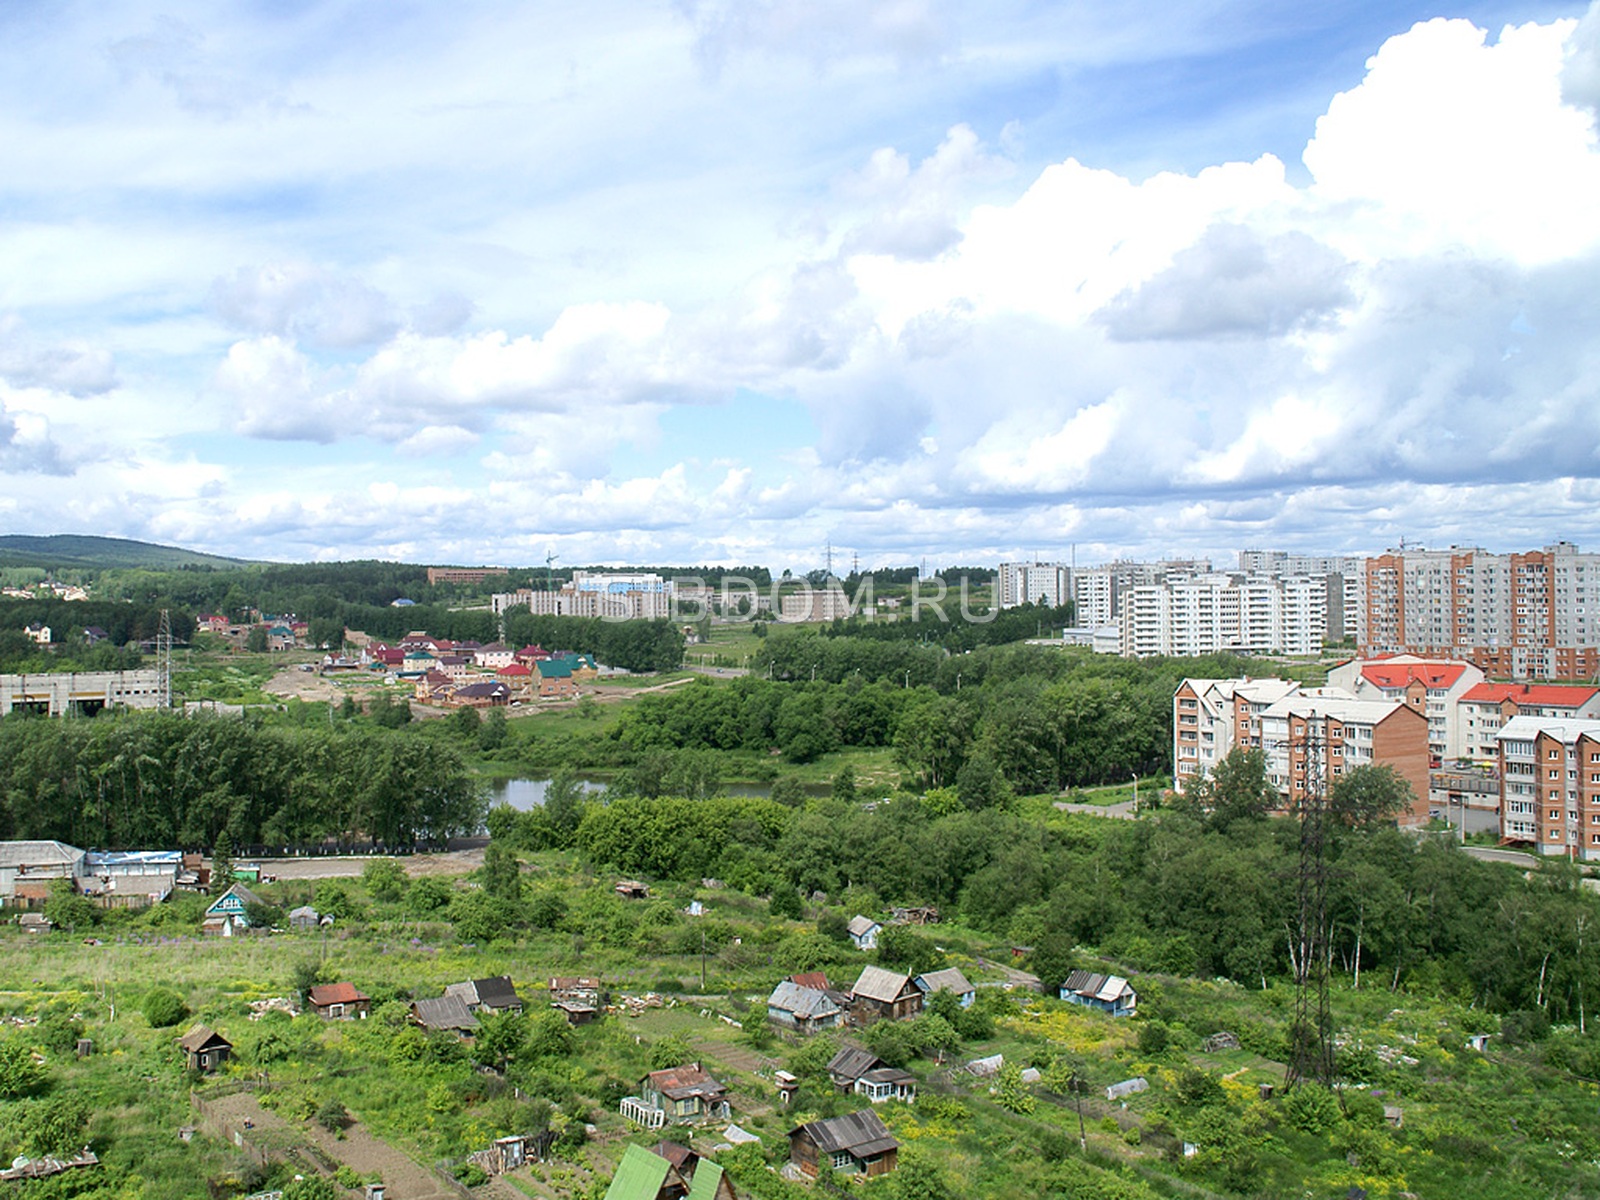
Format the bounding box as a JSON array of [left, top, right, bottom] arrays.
[[1461, 682, 1600, 707], [789, 971, 830, 992], [498, 663, 532, 676], [309, 983, 369, 1006], [1361, 662, 1467, 689]]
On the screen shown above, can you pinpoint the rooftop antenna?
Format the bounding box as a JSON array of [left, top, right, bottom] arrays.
[[544, 549, 559, 592], [825, 539, 834, 577]]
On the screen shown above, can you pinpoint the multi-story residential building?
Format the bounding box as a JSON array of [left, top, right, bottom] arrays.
[[1326, 655, 1484, 762], [1172, 677, 1300, 792], [1238, 551, 1366, 643], [1259, 691, 1431, 825], [1496, 715, 1600, 857], [1072, 568, 1118, 629], [1359, 543, 1600, 680], [1121, 573, 1325, 658], [1458, 683, 1600, 761], [492, 571, 674, 620], [779, 585, 855, 622], [1069, 558, 1212, 628], [998, 562, 1071, 610], [1173, 678, 1430, 824], [426, 567, 507, 586]]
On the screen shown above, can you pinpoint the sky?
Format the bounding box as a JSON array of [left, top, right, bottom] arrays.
[[2, 1, 1600, 573]]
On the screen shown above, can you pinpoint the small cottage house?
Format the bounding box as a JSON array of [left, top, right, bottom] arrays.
[[846, 915, 882, 950], [788, 1110, 899, 1179], [848, 966, 923, 1023], [178, 1025, 233, 1073], [765, 980, 841, 1035], [1059, 970, 1137, 1017], [308, 982, 371, 1020]]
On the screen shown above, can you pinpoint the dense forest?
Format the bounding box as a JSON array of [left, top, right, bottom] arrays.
[[0, 713, 484, 850], [609, 642, 1262, 788]]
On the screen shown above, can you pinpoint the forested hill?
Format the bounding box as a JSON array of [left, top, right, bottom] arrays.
[[0, 534, 253, 570]]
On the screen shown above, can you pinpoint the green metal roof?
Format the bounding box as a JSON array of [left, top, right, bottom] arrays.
[[685, 1159, 725, 1200], [604, 1144, 670, 1200]]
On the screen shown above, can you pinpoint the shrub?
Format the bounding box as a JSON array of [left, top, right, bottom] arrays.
[[452, 1163, 489, 1187], [143, 988, 189, 1029], [316, 1097, 349, 1132]]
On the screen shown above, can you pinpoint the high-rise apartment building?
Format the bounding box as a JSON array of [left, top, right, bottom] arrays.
[[997, 562, 1071, 609], [1121, 573, 1326, 658], [1359, 543, 1600, 679]]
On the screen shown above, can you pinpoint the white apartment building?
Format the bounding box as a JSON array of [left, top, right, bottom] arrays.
[[997, 562, 1071, 609], [1121, 573, 1325, 658], [492, 571, 675, 620], [1496, 715, 1600, 857], [1238, 551, 1366, 643]]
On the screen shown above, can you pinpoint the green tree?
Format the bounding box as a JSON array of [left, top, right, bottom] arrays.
[[886, 1150, 955, 1200], [831, 765, 857, 804], [769, 887, 804, 920], [474, 1010, 529, 1072], [142, 988, 188, 1029], [1330, 764, 1415, 827], [480, 841, 524, 906], [362, 858, 409, 904], [42, 877, 98, 933], [451, 705, 482, 738], [407, 876, 453, 914], [543, 770, 587, 847], [479, 708, 508, 752], [316, 1097, 349, 1132], [245, 626, 268, 653], [649, 1032, 693, 1070], [877, 924, 945, 975], [1029, 931, 1077, 995], [1191, 747, 1278, 832], [210, 829, 235, 895], [524, 1009, 575, 1060], [993, 1061, 1036, 1114], [956, 751, 1010, 811], [290, 959, 323, 1005], [769, 777, 810, 808]]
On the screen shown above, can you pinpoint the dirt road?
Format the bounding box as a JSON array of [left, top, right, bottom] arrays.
[[253, 848, 485, 881]]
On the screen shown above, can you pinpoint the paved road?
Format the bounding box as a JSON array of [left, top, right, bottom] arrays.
[[1052, 799, 1136, 820], [1462, 845, 1540, 869]]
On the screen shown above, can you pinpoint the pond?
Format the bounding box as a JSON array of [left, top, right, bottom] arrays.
[[485, 777, 832, 808]]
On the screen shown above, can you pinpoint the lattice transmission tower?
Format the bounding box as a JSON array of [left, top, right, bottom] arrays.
[[1285, 714, 1335, 1091], [158, 608, 173, 710]]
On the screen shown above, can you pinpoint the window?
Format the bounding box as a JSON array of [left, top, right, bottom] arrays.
[[832, 1151, 854, 1170]]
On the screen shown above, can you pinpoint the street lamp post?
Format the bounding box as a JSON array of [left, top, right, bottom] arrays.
[[903, 670, 911, 689], [1131, 772, 1139, 816]]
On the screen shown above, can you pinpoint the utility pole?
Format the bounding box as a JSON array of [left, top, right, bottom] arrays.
[[701, 929, 707, 992], [1073, 1072, 1087, 1152]]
